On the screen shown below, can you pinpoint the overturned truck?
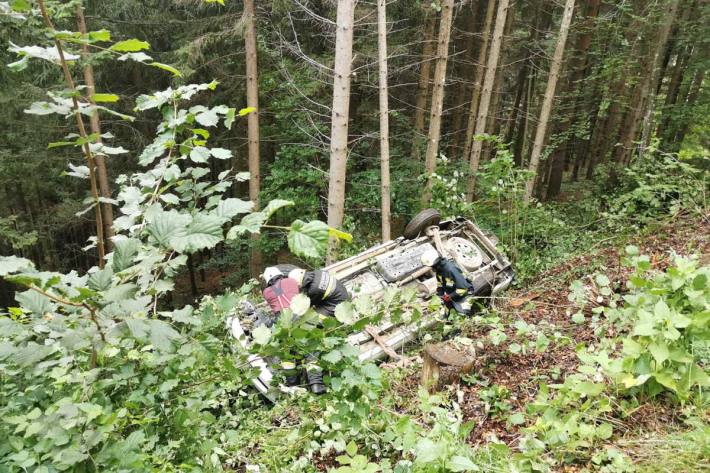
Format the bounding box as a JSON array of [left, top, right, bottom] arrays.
[[227, 209, 514, 400]]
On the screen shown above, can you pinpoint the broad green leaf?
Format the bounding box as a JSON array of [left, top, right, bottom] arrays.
[[596, 423, 613, 440], [448, 455, 479, 472], [507, 412, 525, 426], [252, 324, 271, 345], [195, 109, 219, 127], [210, 147, 232, 160], [190, 146, 211, 163], [77, 403, 103, 422], [225, 108, 236, 129], [147, 319, 181, 351], [14, 342, 55, 367], [263, 199, 294, 218], [0, 255, 34, 276], [226, 212, 266, 239], [215, 198, 254, 219], [328, 227, 353, 243], [145, 210, 190, 248], [87, 29, 111, 42], [572, 381, 605, 397], [415, 438, 444, 464], [15, 289, 52, 315], [653, 371, 678, 391], [88, 267, 114, 291], [110, 39, 151, 52], [595, 274, 610, 286], [322, 349, 343, 364], [92, 93, 119, 103], [150, 62, 182, 77], [10, 0, 31, 12], [288, 220, 328, 259], [290, 293, 311, 316], [648, 341, 669, 365], [9, 43, 79, 64], [118, 51, 153, 63], [170, 213, 224, 253], [334, 301, 355, 325], [654, 300, 671, 319], [239, 106, 256, 116]]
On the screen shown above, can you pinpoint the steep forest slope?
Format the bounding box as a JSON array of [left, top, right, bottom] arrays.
[[0, 0, 708, 471]]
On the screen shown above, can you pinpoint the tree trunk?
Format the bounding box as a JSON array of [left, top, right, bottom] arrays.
[[421, 342, 476, 392], [672, 68, 705, 147], [464, 0, 510, 201], [658, 44, 693, 145], [447, 5, 479, 159], [504, 60, 528, 146], [76, 6, 113, 251], [412, 10, 437, 161], [461, 0, 496, 164], [244, 0, 263, 277], [617, 0, 679, 165], [547, 0, 601, 198], [638, 0, 681, 159], [377, 0, 391, 242], [421, 0, 455, 205], [523, 0, 575, 204], [326, 0, 356, 263], [38, 0, 105, 267]]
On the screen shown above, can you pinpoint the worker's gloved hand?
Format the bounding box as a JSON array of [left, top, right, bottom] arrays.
[[441, 293, 453, 309]]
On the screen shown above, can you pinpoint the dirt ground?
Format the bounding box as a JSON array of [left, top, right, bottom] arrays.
[[389, 212, 710, 449]]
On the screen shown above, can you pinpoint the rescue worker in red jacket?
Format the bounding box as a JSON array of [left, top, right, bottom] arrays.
[[260, 266, 327, 394]]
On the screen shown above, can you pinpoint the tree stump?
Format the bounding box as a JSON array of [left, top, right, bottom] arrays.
[[421, 342, 476, 392]]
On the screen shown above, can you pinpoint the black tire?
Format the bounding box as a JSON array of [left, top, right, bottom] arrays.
[[403, 208, 441, 240]]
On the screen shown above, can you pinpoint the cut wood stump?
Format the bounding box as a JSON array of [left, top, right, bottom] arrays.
[[421, 342, 476, 392]]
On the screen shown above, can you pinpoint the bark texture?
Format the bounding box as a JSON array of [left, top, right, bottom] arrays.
[[76, 6, 113, 251], [465, 0, 510, 201], [461, 0, 496, 164], [377, 0, 391, 241], [523, 0, 575, 203], [244, 0, 263, 277], [326, 0, 356, 263], [412, 11, 437, 161], [422, 0, 455, 205]]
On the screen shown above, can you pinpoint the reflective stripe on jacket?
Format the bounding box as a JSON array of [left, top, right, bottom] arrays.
[[300, 269, 349, 316]]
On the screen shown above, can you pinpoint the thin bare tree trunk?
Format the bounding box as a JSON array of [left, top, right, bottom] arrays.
[[244, 0, 262, 276], [461, 0, 496, 164], [39, 0, 105, 266], [447, 5, 478, 159], [421, 0, 455, 205], [465, 0, 509, 201], [671, 68, 704, 147], [326, 0, 356, 263], [614, 1, 678, 165], [76, 6, 113, 251], [548, 0, 601, 198], [377, 0, 391, 241], [639, 0, 680, 159], [412, 11, 437, 161], [523, 0, 575, 204]]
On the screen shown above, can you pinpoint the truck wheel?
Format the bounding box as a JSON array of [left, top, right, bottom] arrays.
[[403, 208, 441, 240]]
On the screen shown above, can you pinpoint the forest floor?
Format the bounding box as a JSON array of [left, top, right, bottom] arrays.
[[383, 211, 710, 469]]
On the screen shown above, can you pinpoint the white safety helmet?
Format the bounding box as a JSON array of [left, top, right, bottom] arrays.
[[262, 266, 282, 284], [420, 248, 441, 267], [288, 268, 306, 286]]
